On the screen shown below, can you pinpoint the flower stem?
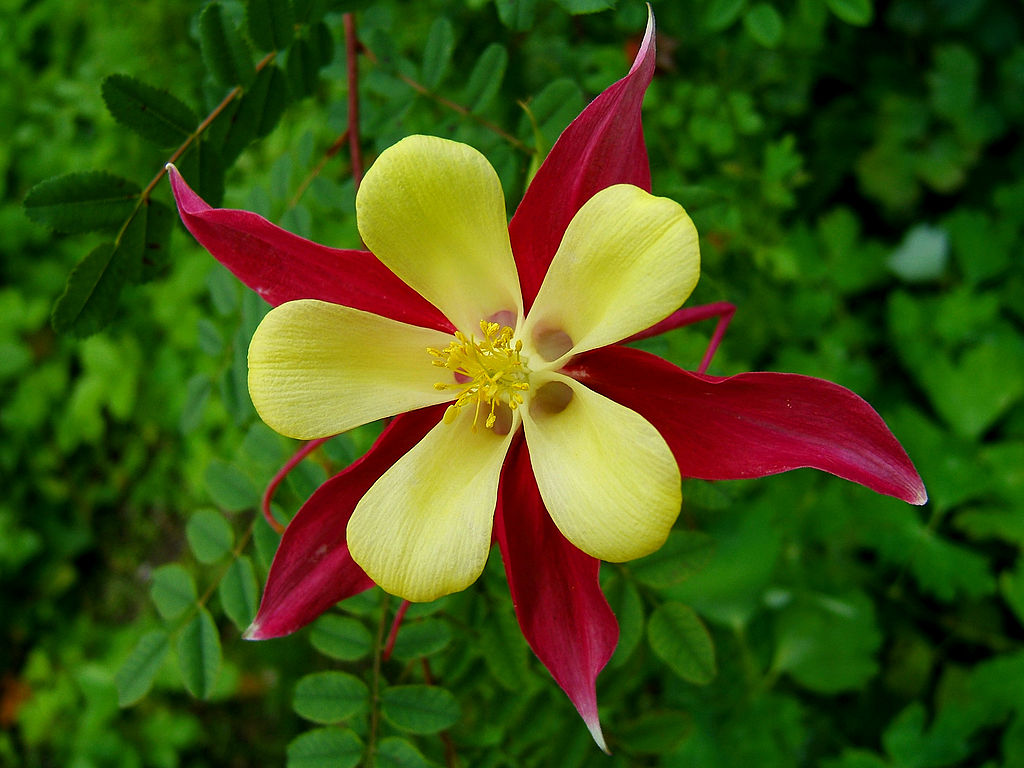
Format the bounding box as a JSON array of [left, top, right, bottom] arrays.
[[260, 437, 331, 535], [344, 13, 364, 191]]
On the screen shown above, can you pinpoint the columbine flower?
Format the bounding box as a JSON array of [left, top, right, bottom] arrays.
[[168, 12, 925, 749]]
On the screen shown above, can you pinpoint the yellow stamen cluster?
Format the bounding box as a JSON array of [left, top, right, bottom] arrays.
[[428, 321, 530, 430]]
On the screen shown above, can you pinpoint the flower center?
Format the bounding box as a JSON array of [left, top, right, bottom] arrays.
[[428, 320, 530, 430]]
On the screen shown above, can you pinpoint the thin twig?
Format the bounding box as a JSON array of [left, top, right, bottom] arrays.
[[368, 593, 392, 762], [260, 437, 331, 534], [383, 600, 411, 660], [344, 13, 364, 190], [285, 130, 349, 210]]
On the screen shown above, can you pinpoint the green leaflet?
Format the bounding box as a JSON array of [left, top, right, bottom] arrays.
[[150, 563, 197, 621], [115, 630, 170, 707], [247, 0, 295, 51], [177, 608, 222, 699], [380, 685, 460, 735], [200, 2, 256, 89], [292, 672, 369, 724], [647, 602, 717, 685], [420, 17, 455, 91], [25, 171, 139, 235], [286, 728, 363, 768], [219, 555, 259, 630], [186, 509, 234, 564], [101, 75, 197, 148]]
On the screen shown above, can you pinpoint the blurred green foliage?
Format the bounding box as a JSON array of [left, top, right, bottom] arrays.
[[3, 0, 1023, 765]]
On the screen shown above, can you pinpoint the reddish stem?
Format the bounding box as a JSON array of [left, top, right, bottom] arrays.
[[260, 437, 331, 534], [624, 301, 736, 374], [344, 13, 364, 190], [383, 600, 412, 661]]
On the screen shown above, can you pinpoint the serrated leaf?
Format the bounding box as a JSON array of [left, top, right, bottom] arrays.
[[139, 199, 175, 281], [200, 2, 256, 88], [204, 459, 259, 512], [286, 728, 363, 768], [495, 0, 536, 31], [25, 172, 139, 234], [375, 737, 428, 768], [293, 672, 369, 724], [116, 630, 170, 706], [248, 0, 295, 51], [219, 64, 290, 163], [421, 17, 454, 90], [178, 140, 226, 208], [219, 555, 259, 629], [186, 509, 234, 564], [631, 530, 715, 588], [380, 685, 460, 734], [177, 608, 222, 699], [308, 21, 333, 67], [825, 0, 873, 26], [462, 43, 507, 113], [309, 615, 373, 661], [150, 563, 197, 621], [744, 3, 784, 47], [51, 243, 124, 337], [102, 75, 197, 147], [287, 37, 319, 97], [648, 602, 717, 685]]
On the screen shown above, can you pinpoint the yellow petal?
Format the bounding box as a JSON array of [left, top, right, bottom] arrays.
[[356, 135, 523, 333], [347, 408, 517, 601], [248, 299, 455, 439], [522, 184, 699, 364], [522, 372, 681, 562]]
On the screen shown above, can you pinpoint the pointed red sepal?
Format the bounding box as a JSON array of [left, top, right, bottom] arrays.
[[495, 437, 618, 751], [245, 406, 444, 640], [166, 165, 453, 332], [569, 346, 928, 506], [508, 9, 656, 311]]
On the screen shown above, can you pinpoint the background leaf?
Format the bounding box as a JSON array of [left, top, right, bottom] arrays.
[[115, 631, 170, 706], [647, 602, 717, 685], [380, 685, 460, 734], [200, 2, 256, 88], [292, 672, 369, 724], [247, 0, 295, 51], [286, 728, 363, 768], [24, 172, 139, 234], [176, 608, 222, 699], [101, 75, 197, 147]]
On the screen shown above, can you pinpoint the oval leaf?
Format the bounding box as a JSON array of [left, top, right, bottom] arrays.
[[150, 563, 197, 621], [462, 43, 507, 114], [826, 0, 873, 26], [744, 2, 784, 48], [25, 171, 139, 234], [204, 458, 259, 512], [380, 685, 460, 735], [186, 508, 235, 564], [102, 74, 197, 147], [293, 672, 370, 724], [421, 17, 455, 90], [177, 607, 222, 699], [116, 630, 170, 706], [647, 602, 717, 685], [220, 555, 260, 630], [375, 737, 429, 768], [388, 618, 452, 660], [286, 728, 363, 768], [309, 615, 373, 661]]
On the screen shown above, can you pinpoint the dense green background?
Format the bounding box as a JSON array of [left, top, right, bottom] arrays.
[[4, 0, 1024, 765]]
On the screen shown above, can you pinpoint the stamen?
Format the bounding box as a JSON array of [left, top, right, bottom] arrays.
[[427, 320, 530, 431]]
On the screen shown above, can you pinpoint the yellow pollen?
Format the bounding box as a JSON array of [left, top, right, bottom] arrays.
[[427, 321, 530, 430]]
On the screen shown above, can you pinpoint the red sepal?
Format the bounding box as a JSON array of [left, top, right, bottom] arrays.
[[508, 13, 656, 311], [245, 406, 444, 640], [495, 436, 619, 751], [569, 346, 927, 505], [167, 165, 453, 332]]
